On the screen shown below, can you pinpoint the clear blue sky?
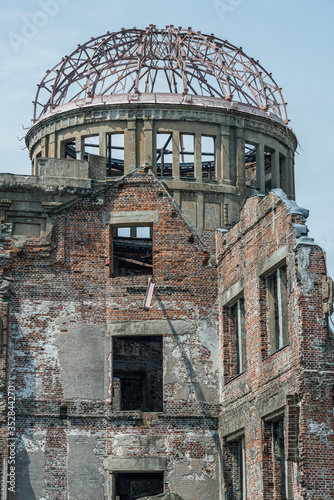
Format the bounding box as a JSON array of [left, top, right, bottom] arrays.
[[0, 0, 333, 275]]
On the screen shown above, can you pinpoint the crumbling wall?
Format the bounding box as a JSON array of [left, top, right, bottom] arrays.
[[217, 192, 334, 499]]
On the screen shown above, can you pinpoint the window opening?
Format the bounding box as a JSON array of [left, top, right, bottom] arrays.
[[113, 225, 152, 276], [115, 472, 164, 500], [230, 298, 246, 374], [245, 143, 257, 188], [265, 147, 273, 191], [156, 133, 172, 177], [225, 436, 246, 500], [64, 140, 76, 159], [263, 417, 292, 500], [112, 336, 163, 412], [106, 133, 125, 177], [179, 133, 195, 178], [84, 135, 99, 158], [266, 265, 288, 353], [279, 154, 286, 190], [201, 136, 216, 179]]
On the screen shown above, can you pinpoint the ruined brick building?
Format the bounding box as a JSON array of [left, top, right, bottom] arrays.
[[0, 26, 333, 499]]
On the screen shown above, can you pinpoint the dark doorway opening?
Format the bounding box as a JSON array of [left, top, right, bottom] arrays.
[[115, 472, 164, 500]]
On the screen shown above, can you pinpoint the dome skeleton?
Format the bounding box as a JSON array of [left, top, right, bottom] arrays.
[[33, 26, 288, 124]]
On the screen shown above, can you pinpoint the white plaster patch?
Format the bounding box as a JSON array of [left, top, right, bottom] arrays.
[[308, 420, 334, 444]]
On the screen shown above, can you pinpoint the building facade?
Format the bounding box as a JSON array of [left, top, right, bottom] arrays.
[[0, 26, 333, 500]]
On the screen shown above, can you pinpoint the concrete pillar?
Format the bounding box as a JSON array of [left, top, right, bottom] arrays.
[[99, 132, 107, 157], [197, 192, 204, 230], [173, 191, 181, 206], [194, 133, 202, 182], [143, 119, 154, 166], [40, 137, 47, 157], [271, 149, 280, 189], [172, 130, 180, 181], [48, 133, 56, 158], [235, 128, 245, 187], [221, 126, 231, 185], [256, 142, 265, 193], [124, 120, 137, 173], [75, 136, 84, 160]]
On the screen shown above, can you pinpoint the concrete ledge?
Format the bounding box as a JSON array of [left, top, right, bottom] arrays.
[[104, 456, 167, 471], [257, 246, 288, 277], [107, 319, 194, 337], [109, 210, 158, 226], [221, 279, 245, 307]]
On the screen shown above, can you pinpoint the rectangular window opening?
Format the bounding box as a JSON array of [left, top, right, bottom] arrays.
[[115, 472, 164, 500], [112, 336, 163, 412], [266, 265, 288, 354], [64, 140, 76, 159], [113, 225, 152, 277], [245, 142, 257, 188], [201, 136, 216, 180], [265, 147, 273, 192], [225, 436, 246, 500], [107, 133, 125, 177], [230, 298, 246, 375], [279, 154, 286, 190], [263, 417, 292, 500], [180, 133, 195, 178], [84, 135, 99, 158], [156, 133, 173, 177]]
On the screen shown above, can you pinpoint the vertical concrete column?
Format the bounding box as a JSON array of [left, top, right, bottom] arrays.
[[256, 142, 265, 193], [235, 128, 245, 187], [40, 137, 47, 157], [75, 136, 84, 160], [99, 132, 107, 157], [194, 133, 202, 182], [48, 133, 56, 158], [143, 119, 154, 166], [172, 130, 180, 181], [124, 120, 137, 173], [271, 149, 280, 189], [221, 126, 231, 185], [197, 192, 204, 230], [173, 191, 181, 206]]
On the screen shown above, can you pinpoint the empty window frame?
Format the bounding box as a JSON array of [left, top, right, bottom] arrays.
[[112, 336, 163, 412], [84, 135, 99, 159], [106, 133, 125, 177], [179, 133, 195, 178], [266, 265, 288, 354], [115, 472, 164, 500], [245, 143, 257, 188], [263, 417, 292, 500], [265, 147, 273, 192], [279, 154, 286, 190], [225, 435, 247, 500], [113, 225, 153, 277], [64, 140, 76, 159], [230, 299, 246, 374], [156, 133, 172, 177], [201, 136, 216, 179]]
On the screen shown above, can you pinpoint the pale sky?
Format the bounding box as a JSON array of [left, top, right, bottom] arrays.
[[0, 0, 333, 275]]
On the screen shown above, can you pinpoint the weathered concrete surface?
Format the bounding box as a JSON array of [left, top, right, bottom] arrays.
[[68, 433, 104, 500], [8, 433, 46, 500], [55, 323, 111, 400]]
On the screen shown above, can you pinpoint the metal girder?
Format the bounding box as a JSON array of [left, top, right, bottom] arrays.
[[33, 25, 288, 124]]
